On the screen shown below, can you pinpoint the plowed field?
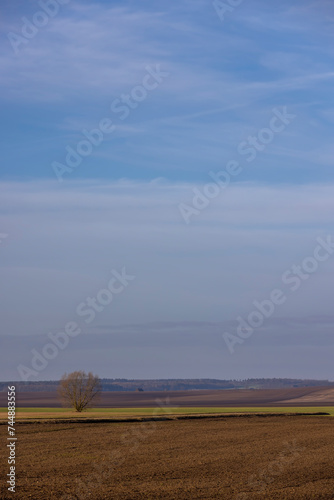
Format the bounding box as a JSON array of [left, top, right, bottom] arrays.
[[1, 415, 333, 499]]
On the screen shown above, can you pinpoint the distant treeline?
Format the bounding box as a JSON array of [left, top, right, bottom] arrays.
[[1, 378, 333, 392]]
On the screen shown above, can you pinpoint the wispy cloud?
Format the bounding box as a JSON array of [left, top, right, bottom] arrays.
[[1, 179, 334, 338], [1, 0, 333, 182], [1, 1, 334, 380]]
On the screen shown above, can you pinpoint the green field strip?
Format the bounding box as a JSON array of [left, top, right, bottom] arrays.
[[0, 406, 333, 419]]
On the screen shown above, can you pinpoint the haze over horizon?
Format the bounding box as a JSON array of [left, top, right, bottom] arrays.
[[1, 0, 334, 382]]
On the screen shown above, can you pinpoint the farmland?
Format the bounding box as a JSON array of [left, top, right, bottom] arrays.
[[0, 406, 334, 422], [1, 415, 334, 499], [1, 385, 334, 409], [1, 387, 333, 498]]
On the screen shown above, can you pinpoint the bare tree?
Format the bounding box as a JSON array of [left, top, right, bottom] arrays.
[[58, 371, 101, 412]]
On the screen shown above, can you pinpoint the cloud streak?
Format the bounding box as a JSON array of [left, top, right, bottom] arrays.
[[1, 179, 334, 379]]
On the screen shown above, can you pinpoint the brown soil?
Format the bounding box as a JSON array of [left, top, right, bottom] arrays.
[[280, 387, 334, 404], [1, 415, 334, 499], [1, 386, 334, 408]]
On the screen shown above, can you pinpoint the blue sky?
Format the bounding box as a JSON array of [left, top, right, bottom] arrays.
[[1, 0, 334, 381], [1, 0, 334, 183]]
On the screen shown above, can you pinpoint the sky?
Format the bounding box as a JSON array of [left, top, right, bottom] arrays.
[[1, 0, 334, 381]]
